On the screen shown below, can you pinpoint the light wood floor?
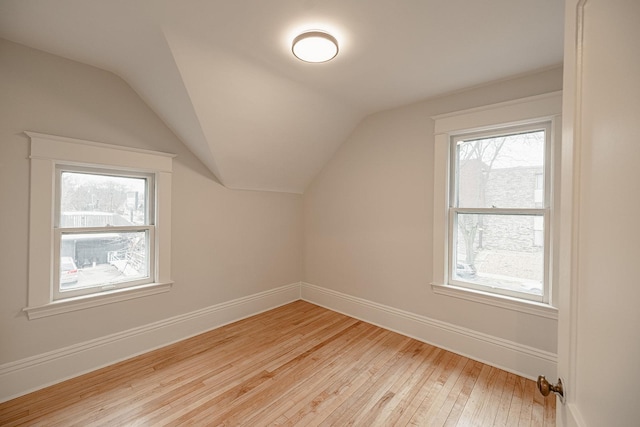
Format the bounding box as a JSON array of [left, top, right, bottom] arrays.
[[0, 301, 555, 426]]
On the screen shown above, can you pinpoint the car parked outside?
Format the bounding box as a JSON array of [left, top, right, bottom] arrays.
[[60, 256, 78, 286]]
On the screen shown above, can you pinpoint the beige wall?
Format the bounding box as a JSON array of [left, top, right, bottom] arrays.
[[303, 67, 563, 354], [0, 39, 302, 364]]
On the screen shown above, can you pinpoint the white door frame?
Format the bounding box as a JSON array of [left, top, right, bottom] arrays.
[[556, 0, 586, 425]]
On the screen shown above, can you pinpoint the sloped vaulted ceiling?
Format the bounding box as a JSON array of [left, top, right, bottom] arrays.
[[0, 0, 564, 193]]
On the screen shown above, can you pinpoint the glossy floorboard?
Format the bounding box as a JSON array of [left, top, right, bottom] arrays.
[[0, 301, 555, 426]]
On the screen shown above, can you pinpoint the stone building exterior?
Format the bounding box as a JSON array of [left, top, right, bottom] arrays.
[[456, 161, 544, 288]]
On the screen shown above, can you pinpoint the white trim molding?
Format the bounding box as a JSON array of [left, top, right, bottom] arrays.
[[23, 282, 173, 319], [301, 282, 557, 381], [431, 92, 563, 310], [25, 131, 176, 319], [556, 1, 587, 426], [432, 91, 563, 135], [431, 283, 558, 319], [0, 282, 300, 403]]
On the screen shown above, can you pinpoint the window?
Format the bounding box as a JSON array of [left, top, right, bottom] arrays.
[[449, 124, 550, 302], [25, 132, 174, 319], [431, 92, 561, 314], [55, 168, 155, 299]]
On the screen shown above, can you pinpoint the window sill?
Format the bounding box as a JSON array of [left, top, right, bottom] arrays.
[[431, 283, 558, 319], [23, 281, 173, 320]]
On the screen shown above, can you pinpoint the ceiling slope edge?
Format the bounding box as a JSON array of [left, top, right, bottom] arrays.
[[163, 28, 362, 194]]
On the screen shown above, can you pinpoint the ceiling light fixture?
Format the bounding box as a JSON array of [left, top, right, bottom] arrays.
[[292, 31, 338, 63]]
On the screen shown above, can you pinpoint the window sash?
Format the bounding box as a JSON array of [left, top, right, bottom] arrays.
[[53, 226, 156, 300], [449, 123, 551, 210], [55, 165, 155, 228], [447, 210, 550, 302]]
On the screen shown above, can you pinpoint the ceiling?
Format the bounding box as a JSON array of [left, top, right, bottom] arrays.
[[0, 0, 564, 194]]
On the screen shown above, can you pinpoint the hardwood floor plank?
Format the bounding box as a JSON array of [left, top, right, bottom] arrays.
[[152, 317, 363, 425], [0, 301, 555, 426], [376, 346, 444, 425], [477, 368, 509, 426], [519, 377, 536, 426], [245, 323, 388, 425], [493, 372, 518, 426], [283, 331, 405, 426], [456, 363, 495, 426], [543, 388, 557, 427], [407, 353, 469, 425], [391, 349, 454, 425], [531, 377, 546, 427], [441, 359, 484, 426], [334, 340, 431, 426], [506, 375, 527, 425], [315, 336, 416, 425], [185, 320, 370, 425]]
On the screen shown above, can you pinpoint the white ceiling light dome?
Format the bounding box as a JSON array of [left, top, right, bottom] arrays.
[[292, 30, 339, 63]]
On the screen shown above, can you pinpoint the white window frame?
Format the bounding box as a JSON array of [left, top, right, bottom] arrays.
[[448, 122, 551, 303], [431, 92, 562, 318], [54, 166, 156, 300], [24, 132, 175, 319]]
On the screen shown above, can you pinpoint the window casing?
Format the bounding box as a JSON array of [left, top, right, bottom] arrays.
[[431, 92, 561, 315], [25, 132, 174, 319]]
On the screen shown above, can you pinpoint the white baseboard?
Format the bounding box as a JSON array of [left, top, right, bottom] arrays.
[[301, 282, 557, 381], [0, 282, 300, 403], [1, 281, 558, 403]]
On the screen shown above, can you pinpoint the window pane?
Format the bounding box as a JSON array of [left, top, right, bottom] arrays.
[[60, 231, 149, 291], [456, 130, 545, 209], [454, 213, 543, 296], [60, 172, 148, 227]]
